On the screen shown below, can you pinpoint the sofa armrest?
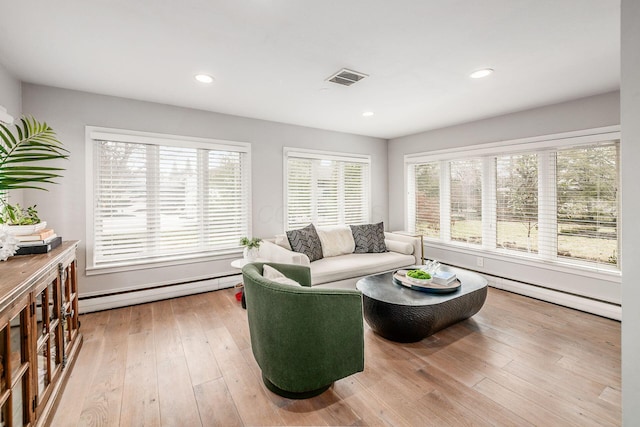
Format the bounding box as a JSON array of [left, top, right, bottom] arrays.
[[259, 240, 311, 266], [385, 232, 423, 265]]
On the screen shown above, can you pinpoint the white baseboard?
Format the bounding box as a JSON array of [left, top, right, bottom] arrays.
[[487, 274, 621, 320], [78, 268, 621, 321], [79, 274, 242, 313]]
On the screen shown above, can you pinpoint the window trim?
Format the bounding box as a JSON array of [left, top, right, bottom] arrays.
[[283, 147, 372, 230], [85, 126, 251, 274], [405, 126, 620, 163], [423, 240, 621, 283], [404, 125, 621, 276]]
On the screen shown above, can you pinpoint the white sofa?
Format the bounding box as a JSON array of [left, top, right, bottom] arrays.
[[259, 230, 423, 289]]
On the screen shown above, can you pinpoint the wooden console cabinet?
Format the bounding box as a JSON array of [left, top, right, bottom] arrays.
[[0, 241, 82, 427]]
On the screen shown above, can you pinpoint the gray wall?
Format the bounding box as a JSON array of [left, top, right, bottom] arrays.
[[387, 92, 621, 304], [621, 0, 640, 422], [388, 91, 620, 230], [0, 63, 21, 118], [21, 84, 387, 297], [0, 64, 23, 206]]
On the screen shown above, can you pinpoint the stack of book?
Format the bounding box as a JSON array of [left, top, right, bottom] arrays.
[[432, 270, 457, 286], [14, 228, 62, 255]]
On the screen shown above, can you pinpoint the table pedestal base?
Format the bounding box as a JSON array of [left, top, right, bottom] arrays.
[[362, 285, 487, 342]]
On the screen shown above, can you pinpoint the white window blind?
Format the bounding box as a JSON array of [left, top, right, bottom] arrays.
[[450, 159, 482, 245], [405, 131, 620, 272], [411, 162, 440, 239], [496, 153, 539, 254], [555, 143, 619, 266], [285, 150, 370, 230], [88, 129, 250, 270]]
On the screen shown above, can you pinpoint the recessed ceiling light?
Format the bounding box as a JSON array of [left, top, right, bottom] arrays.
[[195, 74, 214, 84], [362, 111, 374, 117], [470, 68, 494, 79]]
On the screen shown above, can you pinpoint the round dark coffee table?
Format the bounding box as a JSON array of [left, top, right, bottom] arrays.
[[356, 266, 488, 343]]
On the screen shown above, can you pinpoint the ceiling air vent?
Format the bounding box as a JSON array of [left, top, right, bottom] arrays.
[[326, 68, 368, 86]]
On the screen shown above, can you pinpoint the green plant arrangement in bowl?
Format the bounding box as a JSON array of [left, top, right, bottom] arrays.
[[0, 203, 46, 236], [406, 269, 433, 284], [1, 203, 40, 225], [0, 116, 69, 260], [240, 237, 262, 262]]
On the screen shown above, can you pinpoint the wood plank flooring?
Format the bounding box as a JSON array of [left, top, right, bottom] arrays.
[[51, 287, 621, 426]]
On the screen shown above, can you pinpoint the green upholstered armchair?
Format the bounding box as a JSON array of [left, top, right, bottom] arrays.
[[242, 262, 364, 399]]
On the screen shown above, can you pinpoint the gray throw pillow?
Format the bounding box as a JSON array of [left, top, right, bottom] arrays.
[[286, 224, 324, 262], [350, 222, 388, 253]]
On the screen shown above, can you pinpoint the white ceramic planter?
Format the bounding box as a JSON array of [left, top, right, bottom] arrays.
[[6, 221, 47, 236], [243, 247, 259, 262]]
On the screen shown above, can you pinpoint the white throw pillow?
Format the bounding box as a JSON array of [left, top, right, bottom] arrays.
[[385, 239, 414, 255], [316, 225, 356, 257], [275, 233, 292, 250], [262, 265, 301, 287]]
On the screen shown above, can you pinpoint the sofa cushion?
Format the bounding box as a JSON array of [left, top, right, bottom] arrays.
[[350, 222, 387, 253], [263, 265, 301, 287], [316, 225, 356, 257], [311, 252, 415, 285], [287, 224, 324, 262], [385, 239, 414, 255]]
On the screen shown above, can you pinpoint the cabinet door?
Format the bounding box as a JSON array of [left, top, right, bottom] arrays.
[[0, 294, 33, 427], [60, 259, 79, 354], [34, 277, 62, 413]]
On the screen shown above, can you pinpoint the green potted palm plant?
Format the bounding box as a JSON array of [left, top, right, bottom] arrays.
[[0, 116, 69, 260]]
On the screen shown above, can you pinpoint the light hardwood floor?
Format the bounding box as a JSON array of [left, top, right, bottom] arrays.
[[51, 287, 621, 426]]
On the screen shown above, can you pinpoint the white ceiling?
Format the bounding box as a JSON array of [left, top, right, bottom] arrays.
[[0, 1, 619, 139]]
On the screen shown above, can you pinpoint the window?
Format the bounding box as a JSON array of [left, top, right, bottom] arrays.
[[86, 127, 250, 271], [555, 144, 619, 265], [496, 153, 539, 254], [285, 149, 370, 230], [406, 130, 620, 271], [450, 159, 483, 245], [411, 163, 440, 238]]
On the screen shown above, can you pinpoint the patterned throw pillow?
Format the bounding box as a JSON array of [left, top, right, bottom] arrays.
[[286, 224, 324, 262], [350, 222, 388, 253]]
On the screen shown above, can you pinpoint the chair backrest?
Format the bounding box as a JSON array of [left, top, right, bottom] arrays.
[[241, 262, 365, 395]]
